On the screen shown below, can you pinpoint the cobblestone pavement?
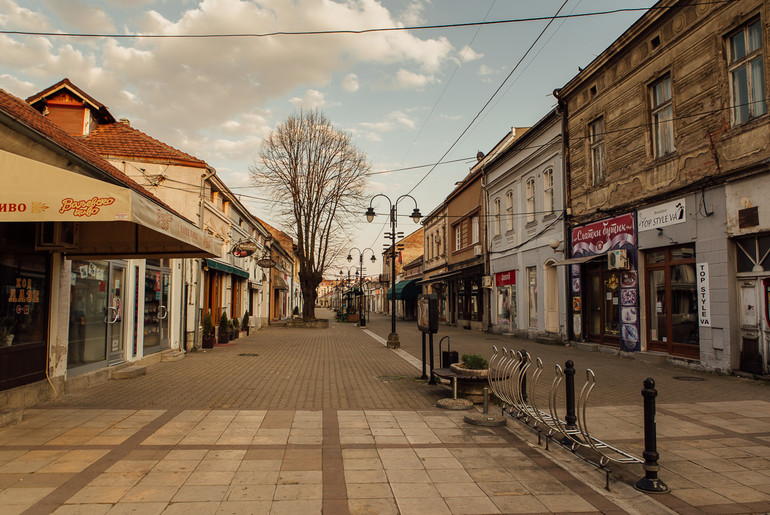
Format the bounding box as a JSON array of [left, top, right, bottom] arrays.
[[0, 309, 767, 514]]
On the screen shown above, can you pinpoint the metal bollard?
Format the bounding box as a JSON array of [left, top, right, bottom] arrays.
[[564, 360, 577, 430], [452, 377, 458, 400], [635, 377, 669, 493], [483, 387, 489, 414]]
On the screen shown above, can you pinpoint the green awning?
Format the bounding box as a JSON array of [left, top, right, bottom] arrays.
[[387, 279, 420, 300], [204, 259, 249, 279]]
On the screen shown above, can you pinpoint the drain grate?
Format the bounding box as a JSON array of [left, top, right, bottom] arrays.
[[238, 353, 259, 357], [673, 376, 705, 381]]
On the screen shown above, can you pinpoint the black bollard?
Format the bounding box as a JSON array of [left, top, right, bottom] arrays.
[[635, 377, 669, 493], [561, 359, 579, 445], [428, 333, 436, 385], [421, 332, 428, 380]]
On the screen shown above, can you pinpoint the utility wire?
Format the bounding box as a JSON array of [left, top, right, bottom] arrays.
[[0, 3, 729, 39], [407, 0, 571, 196]]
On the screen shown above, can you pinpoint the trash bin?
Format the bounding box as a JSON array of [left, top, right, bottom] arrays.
[[442, 350, 459, 368]]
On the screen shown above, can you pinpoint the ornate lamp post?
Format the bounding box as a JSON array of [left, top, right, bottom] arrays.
[[347, 247, 376, 327], [365, 194, 421, 348]]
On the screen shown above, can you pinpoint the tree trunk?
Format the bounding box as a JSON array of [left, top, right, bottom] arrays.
[[302, 290, 315, 321]]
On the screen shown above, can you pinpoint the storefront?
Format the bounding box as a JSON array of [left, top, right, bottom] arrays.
[[568, 213, 639, 351], [0, 224, 49, 390], [494, 270, 517, 333], [447, 265, 484, 330]]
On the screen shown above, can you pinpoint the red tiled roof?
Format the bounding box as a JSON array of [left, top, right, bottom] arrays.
[[0, 88, 178, 214], [85, 122, 208, 168]]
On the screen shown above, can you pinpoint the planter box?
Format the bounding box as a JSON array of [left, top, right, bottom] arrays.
[[202, 333, 216, 349]]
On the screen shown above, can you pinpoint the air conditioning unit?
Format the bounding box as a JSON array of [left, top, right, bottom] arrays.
[[481, 275, 493, 288], [473, 245, 483, 256], [608, 249, 629, 270], [36, 222, 79, 250]]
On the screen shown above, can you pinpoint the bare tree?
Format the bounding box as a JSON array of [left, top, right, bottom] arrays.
[[250, 109, 368, 320]]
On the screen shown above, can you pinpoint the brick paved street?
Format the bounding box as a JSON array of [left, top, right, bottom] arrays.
[[0, 308, 768, 514]]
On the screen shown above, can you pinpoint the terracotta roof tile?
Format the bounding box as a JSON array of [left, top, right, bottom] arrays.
[[84, 122, 208, 167], [0, 88, 182, 217]]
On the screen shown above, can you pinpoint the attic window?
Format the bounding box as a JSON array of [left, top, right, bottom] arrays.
[[651, 35, 661, 49], [589, 85, 597, 97]]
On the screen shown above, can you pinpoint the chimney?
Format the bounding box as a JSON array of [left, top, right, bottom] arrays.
[[118, 118, 131, 127]]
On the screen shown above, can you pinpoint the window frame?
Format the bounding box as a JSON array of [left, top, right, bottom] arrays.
[[494, 198, 501, 237], [505, 191, 514, 232], [471, 215, 480, 244], [589, 117, 606, 185], [727, 17, 767, 126], [650, 74, 676, 157], [542, 168, 554, 214], [526, 177, 536, 223]]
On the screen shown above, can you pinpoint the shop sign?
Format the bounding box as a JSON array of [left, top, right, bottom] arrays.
[[7, 276, 41, 315], [571, 213, 635, 256], [637, 199, 686, 231], [495, 270, 516, 287], [59, 196, 116, 217], [697, 263, 711, 327]]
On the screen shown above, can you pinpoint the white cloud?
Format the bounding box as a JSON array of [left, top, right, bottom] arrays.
[[458, 45, 483, 62], [0, 0, 53, 31], [40, 0, 116, 33], [0, 73, 35, 95], [341, 73, 359, 92], [398, 0, 428, 26], [394, 68, 432, 90], [289, 89, 327, 109]]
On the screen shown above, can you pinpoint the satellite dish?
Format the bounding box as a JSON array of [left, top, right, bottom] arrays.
[[476, 151, 485, 162]]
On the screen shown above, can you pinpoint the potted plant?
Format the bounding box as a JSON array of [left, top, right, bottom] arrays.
[[218, 311, 229, 343], [449, 353, 490, 403], [202, 312, 215, 348], [231, 316, 240, 340], [242, 313, 250, 336]]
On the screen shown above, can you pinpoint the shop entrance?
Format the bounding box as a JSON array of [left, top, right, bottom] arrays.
[[107, 264, 125, 365], [144, 260, 171, 354], [735, 235, 770, 374], [585, 265, 621, 346]]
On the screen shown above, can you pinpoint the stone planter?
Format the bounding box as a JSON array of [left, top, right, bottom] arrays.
[[449, 363, 490, 404]]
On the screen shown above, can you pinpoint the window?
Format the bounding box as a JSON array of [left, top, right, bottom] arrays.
[[728, 19, 767, 125], [526, 178, 536, 223], [650, 75, 675, 157], [543, 168, 554, 213], [494, 199, 501, 236], [505, 191, 513, 231], [471, 216, 480, 244], [589, 117, 605, 185], [527, 267, 537, 328]]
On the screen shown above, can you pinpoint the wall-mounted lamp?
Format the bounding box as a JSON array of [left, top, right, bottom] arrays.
[[202, 261, 209, 272], [656, 227, 663, 237], [549, 238, 564, 253]]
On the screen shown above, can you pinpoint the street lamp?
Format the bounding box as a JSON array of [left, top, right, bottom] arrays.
[[347, 247, 376, 327], [365, 193, 422, 348]]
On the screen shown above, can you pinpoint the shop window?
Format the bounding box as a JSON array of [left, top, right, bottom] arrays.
[[727, 18, 767, 125], [645, 245, 699, 356], [527, 267, 537, 328], [650, 74, 675, 157], [69, 260, 110, 366], [1, 226, 49, 389]]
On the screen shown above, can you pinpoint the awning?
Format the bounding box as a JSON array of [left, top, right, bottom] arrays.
[[554, 253, 605, 266], [1, 149, 221, 259], [272, 274, 289, 291], [204, 259, 249, 278], [387, 279, 420, 300]]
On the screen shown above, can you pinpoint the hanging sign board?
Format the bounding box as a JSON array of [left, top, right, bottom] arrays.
[[232, 241, 258, 257]]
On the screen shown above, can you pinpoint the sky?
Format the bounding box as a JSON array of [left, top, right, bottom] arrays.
[[0, 0, 657, 278]]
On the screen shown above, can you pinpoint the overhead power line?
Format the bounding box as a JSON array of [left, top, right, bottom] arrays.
[[0, 3, 730, 39]]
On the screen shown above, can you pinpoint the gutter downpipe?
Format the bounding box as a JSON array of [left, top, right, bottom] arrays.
[[481, 163, 491, 333], [554, 88, 574, 345], [193, 167, 216, 350]]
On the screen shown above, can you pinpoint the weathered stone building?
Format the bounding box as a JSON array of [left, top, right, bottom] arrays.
[[556, 0, 770, 373]]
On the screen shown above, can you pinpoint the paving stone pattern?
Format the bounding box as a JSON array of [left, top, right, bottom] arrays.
[[0, 309, 767, 514]]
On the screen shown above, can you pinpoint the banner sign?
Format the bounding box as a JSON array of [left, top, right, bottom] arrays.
[[571, 213, 635, 256], [495, 270, 516, 287], [697, 263, 711, 327], [638, 199, 686, 231]]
